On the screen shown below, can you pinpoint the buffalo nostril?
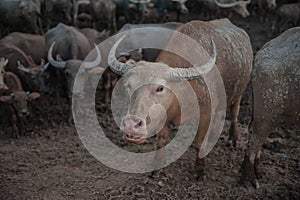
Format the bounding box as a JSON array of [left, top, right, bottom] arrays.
[[123, 118, 145, 131], [135, 120, 143, 128], [21, 111, 29, 116]]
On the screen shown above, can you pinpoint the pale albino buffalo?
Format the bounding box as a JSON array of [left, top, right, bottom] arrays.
[[109, 19, 253, 178]]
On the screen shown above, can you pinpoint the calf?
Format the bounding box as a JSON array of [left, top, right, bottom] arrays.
[[240, 27, 300, 188], [0, 44, 49, 94], [0, 72, 40, 138]]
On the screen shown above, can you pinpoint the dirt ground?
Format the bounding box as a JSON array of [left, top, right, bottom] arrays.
[[0, 10, 300, 200]]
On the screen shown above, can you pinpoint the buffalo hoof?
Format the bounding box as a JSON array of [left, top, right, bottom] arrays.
[[228, 126, 241, 148], [240, 156, 260, 188], [195, 164, 207, 182], [149, 168, 165, 179]]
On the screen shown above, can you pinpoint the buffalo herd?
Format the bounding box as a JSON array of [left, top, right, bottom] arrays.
[[0, 0, 299, 190]]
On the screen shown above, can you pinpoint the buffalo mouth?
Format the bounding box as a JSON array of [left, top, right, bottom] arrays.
[[123, 131, 146, 144]]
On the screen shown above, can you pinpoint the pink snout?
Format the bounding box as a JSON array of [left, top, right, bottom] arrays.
[[122, 117, 147, 144]]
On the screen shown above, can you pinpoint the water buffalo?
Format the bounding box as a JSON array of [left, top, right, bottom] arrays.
[[0, 58, 9, 91], [113, 0, 154, 24], [45, 23, 93, 61], [0, 0, 43, 37], [151, 0, 189, 21], [118, 22, 182, 61], [48, 42, 102, 123], [0, 32, 46, 64], [88, 0, 117, 33], [240, 27, 300, 188], [272, 3, 300, 33], [0, 72, 40, 138], [79, 28, 110, 45], [127, 0, 159, 23], [75, 0, 92, 27], [258, 0, 276, 22], [109, 19, 253, 178], [45, 23, 95, 102], [215, 0, 251, 18], [47, 42, 102, 98], [41, 0, 78, 28], [0, 44, 49, 94]]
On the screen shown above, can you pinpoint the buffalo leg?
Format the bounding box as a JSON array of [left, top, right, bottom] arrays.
[[8, 107, 19, 139], [194, 112, 211, 181], [240, 120, 273, 188], [228, 96, 242, 147]]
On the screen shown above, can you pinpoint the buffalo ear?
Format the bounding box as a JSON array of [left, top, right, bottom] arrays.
[[147, 2, 155, 8], [128, 3, 137, 9], [126, 59, 137, 65], [28, 92, 40, 100], [0, 96, 12, 103]]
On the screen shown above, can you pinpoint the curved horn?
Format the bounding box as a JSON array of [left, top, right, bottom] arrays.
[[17, 61, 32, 73], [83, 44, 101, 70], [244, 0, 251, 4], [47, 42, 66, 69], [43, 62, 50, 70], [0, 58, 8, 68], [170, 38, 217, 80], [108, 35, 135, 75], [17, 65, 31, 73], [215, 0, 238, 8]]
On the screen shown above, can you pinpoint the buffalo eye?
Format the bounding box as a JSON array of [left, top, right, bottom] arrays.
[[156, 85, 164, 93], [65, 71, 70, 76]]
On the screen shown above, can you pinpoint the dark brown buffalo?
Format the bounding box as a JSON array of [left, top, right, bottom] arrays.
[[79, 28, 110, 45], [47, 41, 102, 123], [0, 58, 8, 91], [0, 0, 43, 37], [240, 27, 300, 188], [150, 0, 189, 21], [272, 3, 300, 33], [88, 0, 117, 33], [47, 42, 102, 98], [109, 19, 253, 178], [41, 0, 78, 29], [0, 72, 40, 138], [112, 0, 154, 24], [0, 44, 49, 94], [126, 0, 157, 23], [0, 32, 46, 64], [250, 0, 276, 22], [258, 0, 276, 22], [45, 23, 95, 102], [74, 0, 95, 28], [45, 23, 93, 61]]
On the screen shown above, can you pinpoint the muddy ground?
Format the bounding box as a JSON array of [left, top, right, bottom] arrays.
[[0, 9, 300, 200]]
